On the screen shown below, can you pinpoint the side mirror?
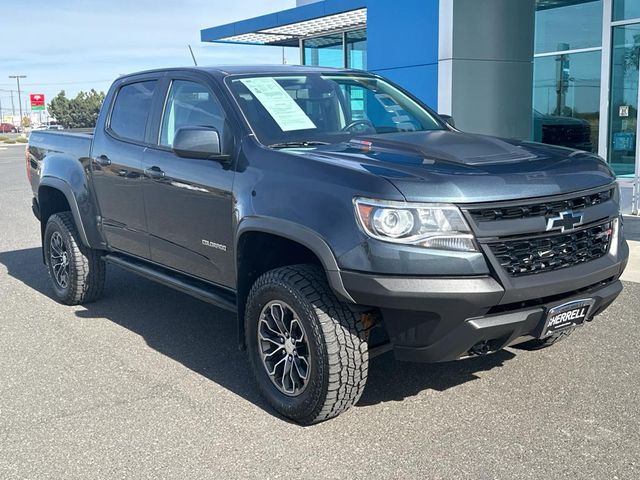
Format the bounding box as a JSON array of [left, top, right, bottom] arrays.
[[172, 126, 228, 161], [439, 114, 456, 128]]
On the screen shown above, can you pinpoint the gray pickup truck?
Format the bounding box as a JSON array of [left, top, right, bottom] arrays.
[[27, 66, 629, 424]]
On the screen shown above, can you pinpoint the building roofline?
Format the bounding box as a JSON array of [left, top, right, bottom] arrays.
[[200, 0, 368, 47]]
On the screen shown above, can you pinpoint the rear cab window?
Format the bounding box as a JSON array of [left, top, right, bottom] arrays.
[[108, 80, 157, 143]]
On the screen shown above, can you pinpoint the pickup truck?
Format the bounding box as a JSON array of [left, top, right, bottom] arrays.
[[27, 66, 629, 424]]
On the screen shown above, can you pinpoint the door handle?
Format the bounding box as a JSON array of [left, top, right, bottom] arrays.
[[94, 155, 111, 167], [144, 166, 165, 179]]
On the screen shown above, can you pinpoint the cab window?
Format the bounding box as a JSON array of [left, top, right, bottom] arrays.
[[160, 80, 228, 148], [109, 80, 157, 143]]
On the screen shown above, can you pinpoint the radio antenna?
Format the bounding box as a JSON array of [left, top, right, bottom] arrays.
[[188, 45, 198, 66]]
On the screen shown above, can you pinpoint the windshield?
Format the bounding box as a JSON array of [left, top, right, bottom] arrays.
[[226, 73, 445, 147]]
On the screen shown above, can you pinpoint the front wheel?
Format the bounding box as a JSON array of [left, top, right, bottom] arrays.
[[245, 265, 369, 425]]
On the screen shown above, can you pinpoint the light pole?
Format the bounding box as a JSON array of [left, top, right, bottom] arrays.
[[9, 75, 26, 129]]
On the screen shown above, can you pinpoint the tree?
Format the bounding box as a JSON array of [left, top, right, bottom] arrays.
[[48, 91, 71, 127], [48, 89, 105, 129]]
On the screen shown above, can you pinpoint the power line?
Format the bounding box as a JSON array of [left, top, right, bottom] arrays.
[[0, 79, 112, 87]]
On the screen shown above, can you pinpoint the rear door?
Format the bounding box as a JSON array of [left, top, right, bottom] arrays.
[[90, 76, 161, 258], [141, 74, 237, 288]]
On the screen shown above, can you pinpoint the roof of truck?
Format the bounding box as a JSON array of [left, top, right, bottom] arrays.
[[116, 64, 357, 81], [202, 65, 352, 75]]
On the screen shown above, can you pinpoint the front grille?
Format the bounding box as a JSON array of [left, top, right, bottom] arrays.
[[469, 188, 613, 223], [488, 221, 613, 277]]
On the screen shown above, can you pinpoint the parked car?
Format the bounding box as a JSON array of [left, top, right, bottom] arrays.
[[533, 110, 594, 152], [0, 123, 18, 133], [26, 66, 628, 424]]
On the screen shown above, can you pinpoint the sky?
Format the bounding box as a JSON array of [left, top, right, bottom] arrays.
[[0, 0, 298, 120]]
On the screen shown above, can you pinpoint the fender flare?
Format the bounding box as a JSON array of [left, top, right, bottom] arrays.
[[236, 217, 355, 303], [39, 176, 91, 247]]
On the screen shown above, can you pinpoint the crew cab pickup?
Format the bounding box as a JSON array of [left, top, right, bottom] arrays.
[[27, 66, 629, 424]]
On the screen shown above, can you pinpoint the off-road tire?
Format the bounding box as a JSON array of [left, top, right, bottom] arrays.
[[245, 264, 369, 425], [44, 212, 105, 305]]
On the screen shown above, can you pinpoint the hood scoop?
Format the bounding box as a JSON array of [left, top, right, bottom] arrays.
[[461, 150, 539, 165], [350, 131, 547, 166]]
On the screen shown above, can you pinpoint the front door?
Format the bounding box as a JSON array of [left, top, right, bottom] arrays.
[[91, 79, 159, 259], [142, 78, 236, 288]]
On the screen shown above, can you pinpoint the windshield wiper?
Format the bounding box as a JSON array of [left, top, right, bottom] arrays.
[[268, 141, 330, 149]]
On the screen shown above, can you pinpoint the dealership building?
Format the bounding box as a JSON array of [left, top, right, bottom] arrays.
[[202, 0, 640, 212]]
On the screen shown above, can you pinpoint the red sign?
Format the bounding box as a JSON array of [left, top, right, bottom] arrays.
[[30, 94, 45, 108]]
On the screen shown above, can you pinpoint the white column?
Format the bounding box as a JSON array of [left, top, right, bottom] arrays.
[[438, 0, 536, 140], [437, 0, 454, 115], [598, 0, 613, 159]]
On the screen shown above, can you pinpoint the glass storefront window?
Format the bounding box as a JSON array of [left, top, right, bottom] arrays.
[[346, 29, 367, 70], [613, 0, 640, 21], [302, 30, 368, 69], [535, 0, 603, 53], [303, 34, 344, 68], [608, 24, 640, 177], [533, 50, 601, 152]]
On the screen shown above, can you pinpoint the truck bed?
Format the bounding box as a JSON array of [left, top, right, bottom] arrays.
[[28, 130, 94, 162]]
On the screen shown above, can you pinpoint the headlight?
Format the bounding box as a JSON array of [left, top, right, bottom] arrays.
[[354, 198, 478, 252]]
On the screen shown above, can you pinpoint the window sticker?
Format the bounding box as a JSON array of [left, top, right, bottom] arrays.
[[239, 77, 317, 132]]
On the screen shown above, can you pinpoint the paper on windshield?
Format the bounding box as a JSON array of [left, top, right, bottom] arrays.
[[239, 77, 317, 132]]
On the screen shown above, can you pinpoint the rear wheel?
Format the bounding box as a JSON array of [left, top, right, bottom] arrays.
[[245, 264, 369, 424], [44, 212, 105, 305]]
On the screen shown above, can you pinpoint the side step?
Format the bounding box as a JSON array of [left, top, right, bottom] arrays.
[[104, 254, 237, 313]]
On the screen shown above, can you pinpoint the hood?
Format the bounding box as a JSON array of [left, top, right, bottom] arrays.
[[300, 130, 615, 203]]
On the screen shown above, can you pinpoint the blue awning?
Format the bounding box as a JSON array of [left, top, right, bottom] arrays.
[[201, 0, 368, 47]]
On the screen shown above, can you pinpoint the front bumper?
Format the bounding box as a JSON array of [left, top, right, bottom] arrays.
[[340, 239, 628, 363]]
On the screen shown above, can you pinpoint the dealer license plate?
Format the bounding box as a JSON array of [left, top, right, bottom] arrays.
[[541, 299, 595, 338]]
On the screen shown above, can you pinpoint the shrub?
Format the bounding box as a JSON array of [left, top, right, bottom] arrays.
[[0, 135, 8, 141], [3, 139, 17, 144], [16, 137, 27, 143]]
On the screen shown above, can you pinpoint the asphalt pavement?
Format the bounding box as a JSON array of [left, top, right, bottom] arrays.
[[1, 144, 639, 479]]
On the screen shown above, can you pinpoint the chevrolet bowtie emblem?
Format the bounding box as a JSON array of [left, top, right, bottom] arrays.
[[546, 210, 584, 233]]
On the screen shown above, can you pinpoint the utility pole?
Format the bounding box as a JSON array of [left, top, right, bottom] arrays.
[[9, 75, 26, 129], [10, 90, 15, 117]]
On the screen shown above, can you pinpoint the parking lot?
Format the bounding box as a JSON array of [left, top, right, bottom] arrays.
[[1, 143, 639, 479]]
